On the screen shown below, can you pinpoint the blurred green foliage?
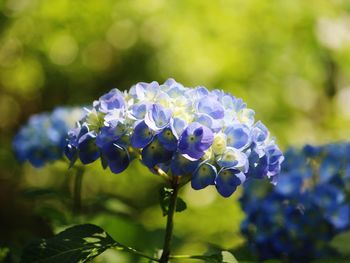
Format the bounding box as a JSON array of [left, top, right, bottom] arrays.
[[1, 0, 350, 262]]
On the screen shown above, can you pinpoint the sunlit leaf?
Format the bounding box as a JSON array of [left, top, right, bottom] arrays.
[[20, 224, 119, 263], [331, 230, 350, 255], [221, 251, 239, 263]]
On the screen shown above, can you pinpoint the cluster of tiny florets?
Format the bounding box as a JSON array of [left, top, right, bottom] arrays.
[[240, 143, 350, 262], [65, 79, 284, 197], [13, 107, 84, 167]]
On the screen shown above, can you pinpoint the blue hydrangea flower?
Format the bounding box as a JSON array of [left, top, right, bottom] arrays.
[[178, 122, 214, 160], [13, 107, 84, 167], [65, 79, 283, 197], [240, 143, 350, 262]]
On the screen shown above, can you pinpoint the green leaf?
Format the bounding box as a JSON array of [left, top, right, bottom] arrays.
[[20, 224, 118, 263], [331, 230, 350, 255], [159, 187, 187, 216], [221, 251, 239, 263], [175, 197, 187, 213]]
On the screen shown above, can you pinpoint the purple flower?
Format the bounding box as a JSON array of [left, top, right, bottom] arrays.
[[102, 142, 129, 174], [224, 124, 251, 150], [64, 79, 283, 198], [170, 152, 199, 176], [99, 88, 125, 112], [130, 102, 150, 120], [130, 121, 154, 148], [191, 162, 217, 190], [141, 137, 173, 168], [144, 104, 172, 132], [196, 96, 224, 119], [178, 122, 214, 160], [215, 168, 245, 197], [77, 131, 100, 164], [158, 128, 178, 151]]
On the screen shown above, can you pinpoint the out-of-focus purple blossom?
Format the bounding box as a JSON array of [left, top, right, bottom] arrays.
[[13, 107, 84, 167], [240, 143, 350, 262]]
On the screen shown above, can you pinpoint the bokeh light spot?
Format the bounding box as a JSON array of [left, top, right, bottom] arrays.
[[0, 37, 23, 67], [1, 56, 44, 94], [82, 41, 114, 71], [0, 94, 20, 129], [106, 20, 138, 50], [336, 87, 350, 118], [285, 78, 317, 112], [49, 34, 78, 65]]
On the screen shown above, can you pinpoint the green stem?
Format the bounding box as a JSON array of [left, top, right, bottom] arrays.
[[114, 244, 159, 262], [73, 166, 84, 214], [154, 165, 172, 182], [159, 178, 179, 263]]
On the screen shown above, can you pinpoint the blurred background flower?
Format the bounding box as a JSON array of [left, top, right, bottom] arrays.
[[13, 107, 84, 167], [1, 0, 350, 262], [240, 143, 350, 262]]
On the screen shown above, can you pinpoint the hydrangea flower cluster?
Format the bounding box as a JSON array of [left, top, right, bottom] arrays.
[[13, 107, 84, 167], [240, 143, 350, 262], [65, 79, 283, 197]]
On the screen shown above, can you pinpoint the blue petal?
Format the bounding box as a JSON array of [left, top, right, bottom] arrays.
[[130, 102, 150, 119], [251, 121, 268, 144], [303, 144, 321, 157], [319, 157, 340, 183], [170, 117, 187, 139], [64, 144, 78, 167], [166, 83, 186, 98], [99, 88, 125, 112], [102, 143, 130, 174], [66, 127, 82, 148], [221, 94, 246, 111], [224, 124, 250, 149], [142, 138, 173, 168], [275, 172, 303, 196], [144, 104, 172, 131], [195, 113, 222, 132], [196, 96, 224, 119], [264, 144, 284, 177], [313, 185, 344, 208], [170, 152, 199, 176], [216, 147, 248, 172], [131, 121, 154, 148], [191, 162, 217, 190], [245, 148, 268, 179], [28, 149, 46, 168], [78, 132, 100, 164], [215, 168, 243, 197], [188, 86, 209, 100], [345, 163, 350, 180], [158, 128, 178, 151], [96, 124, 126, 149], [326, 204, 350, 230], [178, 122, 214, 160]]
